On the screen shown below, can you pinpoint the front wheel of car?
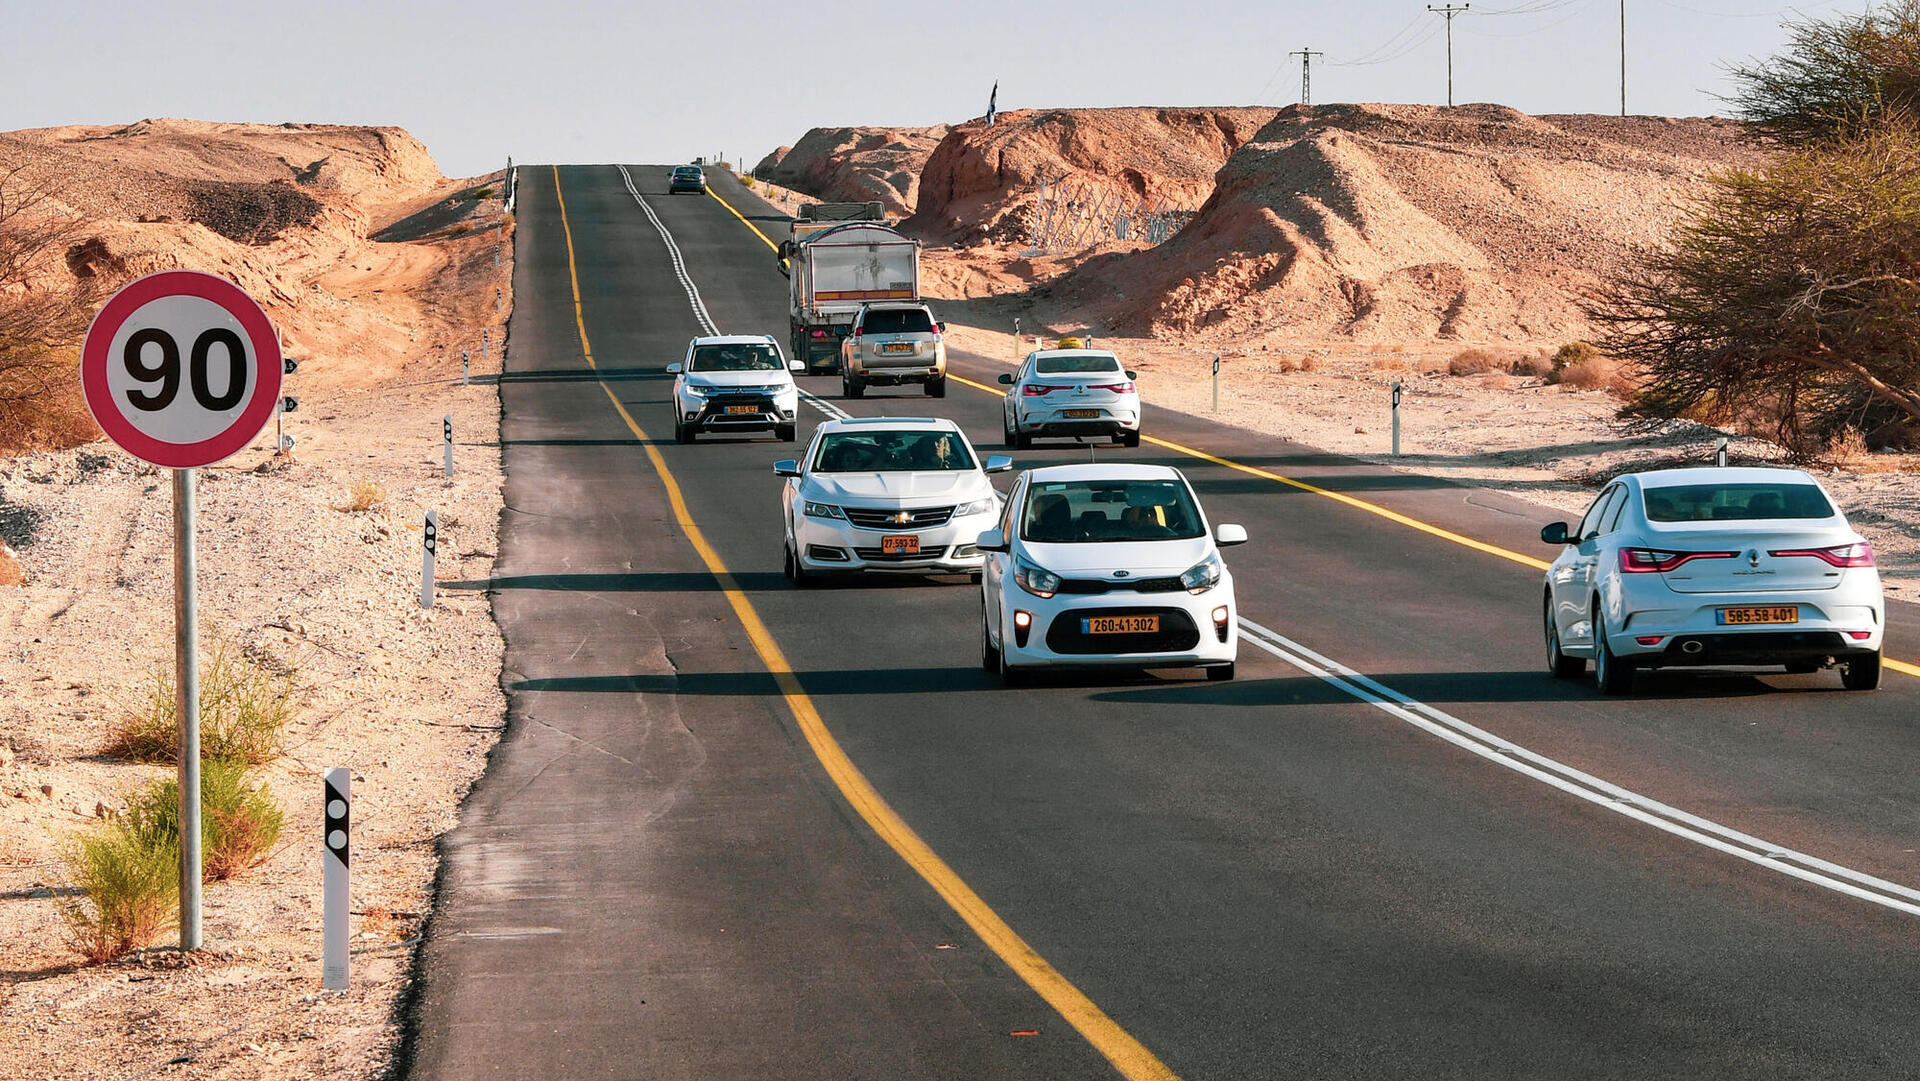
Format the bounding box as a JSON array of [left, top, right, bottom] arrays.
[[980, 611, 1000, 674], [777, 424, 796, 442], [844, 376, 864, 400], [1840, 651, 1882, 691], [1545, 598, 1585, 678], [925, 377, 946, 398], [1206, 663, 1235, 682], [996, 628, 1027, 687], [1593, 607, 1634, 695], [675, 419, 694, 445], [785, 543, 816, 589]]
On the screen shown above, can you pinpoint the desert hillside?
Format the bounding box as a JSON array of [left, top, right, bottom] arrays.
[[754, 124, 949, 217]]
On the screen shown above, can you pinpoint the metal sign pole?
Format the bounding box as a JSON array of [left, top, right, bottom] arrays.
[[173, 467, 202, 950]]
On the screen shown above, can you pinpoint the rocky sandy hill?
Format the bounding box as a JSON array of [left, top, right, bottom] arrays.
[[753, 124, 949, 217]]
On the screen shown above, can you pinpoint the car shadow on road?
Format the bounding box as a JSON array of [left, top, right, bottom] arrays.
[[476, 366, 668, 384], [1087, 668, 1833, 707], [509, 666, 987, 697], [443, 571, 792, 592]]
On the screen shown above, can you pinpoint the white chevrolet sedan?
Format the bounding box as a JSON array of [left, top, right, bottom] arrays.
[[978, 463, 1246, 685], [997, 349, 1142, 448], [1541, 467, 1885, 694], [776, 417, 1010, 585]]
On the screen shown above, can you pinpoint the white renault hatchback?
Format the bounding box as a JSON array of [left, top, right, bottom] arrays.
[[978, 463, 1246, 684], [997, 349, 1142, 448], [776, 417, 1010, 585], [667, 335, 804, 444], [1541, 467, 1884, 694]]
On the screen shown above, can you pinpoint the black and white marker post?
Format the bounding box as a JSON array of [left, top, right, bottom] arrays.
[[442, 415, 454, 478], [461, 349, 470, 386], [482, 329, 489, 369], [421, 510, 438, 609], [323, 766, 350, 990], [1391, 381, 1404, 457], [1212, 354, 1221, 413]]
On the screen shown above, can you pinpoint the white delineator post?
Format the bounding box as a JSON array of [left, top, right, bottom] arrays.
[[1391, 381, 1404, 457], [322, 767, 350, 990], [1717, 437, 1729, 467], [173, 467, 202, 950], [1212, 354, 1221, 413], [420, 510, 438, 609], [482, 329, 489, 368], [443, 415, 454, 478], [462, 349, 470, 386]]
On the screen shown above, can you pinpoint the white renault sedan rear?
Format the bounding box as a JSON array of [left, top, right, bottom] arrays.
[[1541, 467, 1884, 693], [998, 349, 1142, 448], [978, 464, 1246, 684]]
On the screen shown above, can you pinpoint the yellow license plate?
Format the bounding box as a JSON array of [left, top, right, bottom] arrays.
[[1717, 606, 1799, 625], [881, 535, 919, 555], [882, 343, 915, 354], [723, 404, 758, 415], [1085, 615, 1159, 634], [1063, 409, 1099, 418]]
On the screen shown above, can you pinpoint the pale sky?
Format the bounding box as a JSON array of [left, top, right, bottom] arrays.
[[0, 0, 1862, 178]]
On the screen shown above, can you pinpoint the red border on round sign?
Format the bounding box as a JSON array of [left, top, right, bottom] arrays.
[[80, 270, 284, 469]]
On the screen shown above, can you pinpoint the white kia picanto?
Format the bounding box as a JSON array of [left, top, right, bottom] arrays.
[[978, 464, 1247, 685], [1541, 466, 1885, 694]]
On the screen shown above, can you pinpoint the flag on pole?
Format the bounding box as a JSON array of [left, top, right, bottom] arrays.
[[986, 81, 998, 126]]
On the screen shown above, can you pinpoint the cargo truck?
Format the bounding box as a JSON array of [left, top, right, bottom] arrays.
[[782, 203, 921, 373]]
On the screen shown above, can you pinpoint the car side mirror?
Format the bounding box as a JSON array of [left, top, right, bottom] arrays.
[[1540, 521, 1570, 545], [666, 362, 683, 374], [976, 528, 1009, 553], [997, 373, 1014, 385], [788, 359, 806, 372], [1214, 523, 1249, 546], [984, 455, 1013, 474], [937, 322, 947, 333], [1126, 370, 1138, 380], [773, 459, 800, 478]]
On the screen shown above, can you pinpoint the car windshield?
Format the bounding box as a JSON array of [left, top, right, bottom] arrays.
[[861, 308, 934, 334], [1643, 482, 1835, 522], [690, 344, 781, 372], [812, 430, 975, 472], [1021, 479, 1204, 543], [1035, 355, 1121, 375]]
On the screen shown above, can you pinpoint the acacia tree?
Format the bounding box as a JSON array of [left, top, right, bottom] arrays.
[[0, 163, 100, 444], [1726, 0, 1920, 145], [1595, 124, 1920, 454]]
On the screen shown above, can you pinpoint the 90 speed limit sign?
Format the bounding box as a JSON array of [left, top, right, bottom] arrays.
[[81, 270, 283, 469]]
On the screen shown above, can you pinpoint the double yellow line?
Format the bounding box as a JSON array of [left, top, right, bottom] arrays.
[[555, 167, 1181, 1081]]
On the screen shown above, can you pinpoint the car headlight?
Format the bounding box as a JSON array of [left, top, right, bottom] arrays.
[[1014, 560, 1061, 599], [1180, 553, 1223, 594], [954, 496, 998, 517], [682, 383, 711, 398], [804, 501, 846, 520]]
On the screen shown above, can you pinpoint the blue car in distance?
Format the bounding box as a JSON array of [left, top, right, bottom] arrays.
[[668, 165, 706, 194]]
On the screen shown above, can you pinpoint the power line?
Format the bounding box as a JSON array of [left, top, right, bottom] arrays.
[[1327, 20, 1443, 68], [1427, 4, 1471, 107], [1289, 46, 1325, 106]]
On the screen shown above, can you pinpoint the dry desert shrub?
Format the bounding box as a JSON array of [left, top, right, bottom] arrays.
[[1370, 355, 1413, 371], [1447, 348, 1502, 376], [111, 638, 299, 765], [0, 543, 20, 587], [58, 823, 176, 963], [1555, 355, 1637, 398], [123, 758, 285, 881], [337, 479, 388, 513], [1510, 354, 1555, 378]]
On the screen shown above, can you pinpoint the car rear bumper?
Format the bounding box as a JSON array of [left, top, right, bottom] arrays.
[[1016, 406, 1141, 437], [1605, 584, 1883, 663]]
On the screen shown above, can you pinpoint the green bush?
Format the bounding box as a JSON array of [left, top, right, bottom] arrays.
[[123, 759, 285, 881], [111, 638, 298, 765], [58, 824, 177, 963], [468, 186, 495, 200]]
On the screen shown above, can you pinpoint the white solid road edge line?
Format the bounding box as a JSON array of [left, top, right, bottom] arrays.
[[1236, 618, 1920, 918], [618, 166, 845, 426]]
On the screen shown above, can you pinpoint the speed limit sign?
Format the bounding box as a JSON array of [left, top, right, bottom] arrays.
[[80, 270, 283, 468]]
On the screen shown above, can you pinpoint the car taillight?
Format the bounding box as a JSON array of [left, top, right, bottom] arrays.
[[1770, 542, 1875, 568], [1618, 548, 1738, 573], [1091, 381, 1134, 394], [810, 329, 827, 339], [851, 328, 862, 339], [1022, 384, 1060, 396]]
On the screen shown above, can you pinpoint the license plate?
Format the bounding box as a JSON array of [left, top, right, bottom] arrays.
[[1084, 615, 1159, 635], [882, 343, 915, 354], [1063, 409, 1099, 419], [1717, 606, 1799, 625], [723, 404, 758, 415], [881, 535, 919, 555]]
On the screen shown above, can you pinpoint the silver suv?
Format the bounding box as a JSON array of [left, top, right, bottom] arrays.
[[840, 302, 947, 399]]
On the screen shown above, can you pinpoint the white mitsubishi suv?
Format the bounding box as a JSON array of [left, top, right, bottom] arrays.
[[978, 463, 1246, 685], [1541, 466, 1885, 693], [667, 335, 805, 443], [776, 417, 1010, 585]]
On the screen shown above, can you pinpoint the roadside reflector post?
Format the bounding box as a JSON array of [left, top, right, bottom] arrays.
[[421, 511, 438, 609], [443, 415, 454, 478], [461, 349, 470, 386], [1212, 353, 1221, 413], [482, 329, 489, 367], [322, 767, 350, 990], [173, 468, 202, 950], [1717, 437, 1728, 467], [1391, 381, 1403, 457], [1013, 317, 1021, 357], [496, 287, 502, 313]]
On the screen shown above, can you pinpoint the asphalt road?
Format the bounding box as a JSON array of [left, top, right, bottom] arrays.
[[400, 164, 1920, 1081]]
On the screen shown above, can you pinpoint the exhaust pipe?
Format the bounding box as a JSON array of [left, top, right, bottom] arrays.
[[1680, 640, 1705, 655]]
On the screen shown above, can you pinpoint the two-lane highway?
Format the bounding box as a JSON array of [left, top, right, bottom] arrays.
[[400, 164, 1920, 1080]]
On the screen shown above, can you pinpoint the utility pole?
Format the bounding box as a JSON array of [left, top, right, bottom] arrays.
[[1289, 47, 1324, 106], [1428, 4, 1470, 107], [1619, 0, 1627, 116]]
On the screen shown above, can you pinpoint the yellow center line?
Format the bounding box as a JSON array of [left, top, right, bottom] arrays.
[[556, 167, 1180, 1081], [701, 195, 1920, 671]]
